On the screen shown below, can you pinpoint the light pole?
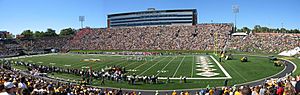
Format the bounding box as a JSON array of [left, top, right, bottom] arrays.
[[281, 22, 284, 33], [79, 16, 85, 29], [232, 5, 239, 32]]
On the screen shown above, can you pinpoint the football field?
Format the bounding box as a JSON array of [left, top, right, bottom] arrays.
[[8, 53, 231, 79], [5, 53, 285, 89]]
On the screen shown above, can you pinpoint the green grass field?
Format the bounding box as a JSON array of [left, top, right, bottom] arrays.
[[7, 53, 285, 90]]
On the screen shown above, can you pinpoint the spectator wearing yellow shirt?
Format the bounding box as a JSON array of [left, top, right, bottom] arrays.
[[234, 89, 241, 95], [184, 91, 189, 95], [172, 90, 177, 95], [224, 87, 230, 95], [209, 89, 214, 95]]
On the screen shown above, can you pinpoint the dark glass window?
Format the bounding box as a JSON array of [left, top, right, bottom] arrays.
[[110, 18, 193, 24]]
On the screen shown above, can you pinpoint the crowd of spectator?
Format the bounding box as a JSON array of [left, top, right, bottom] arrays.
[[66, 24, 299, 54], [19, 37, 71, 52], [0, 39, 20, 58], [0, 23, 300, 94], [9, 59, 161, 86], [0, 36, 72, 58], [228, 33, 300, 53], [0, 60, 147, 95], [1, 24, 299, 57], [66, 24, 232, 51], [1, 59, 300, 95]]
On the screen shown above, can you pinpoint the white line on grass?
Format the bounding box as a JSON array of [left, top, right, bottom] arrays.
[[155, 57, 176, 77], [158, 77, 230, 80], [132, 57, 159, 71], [124, 62, 137, 68], [225, 63, 247, 81], [92, 59, 124, 70], [139, 57, 167, 75], [172, 56, 185, 78], [191, 55, 194, 78], [124, 56, 156, 68], [115, 60, 128, 66], [209, 55, 232, 79]]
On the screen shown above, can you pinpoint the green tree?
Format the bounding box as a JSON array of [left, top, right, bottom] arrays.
[[60, 28, 75, 36], [44, 28, 58, 37], [6, 33, 14, 39], [290, 29, 300, 33], [236, 29, 242, 32], [261, 27, 269, 32], [253, 25, 261, 33], [295, 29, 300, 33], [280, 28, 287, 33], [241, 27, 251, 34], [34, 31, 44, 38], [21, 30, 34, 39], [275, 28, 280, 33]]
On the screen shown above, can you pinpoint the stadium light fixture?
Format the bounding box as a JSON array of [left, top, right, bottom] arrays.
[[79, 16, 85, 29], [232, 5, 239, 32], [281, 22, 284, 33]]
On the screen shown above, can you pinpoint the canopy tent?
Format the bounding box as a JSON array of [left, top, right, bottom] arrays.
[[231, 32, 248, 36], [278, 47, 300, 56]]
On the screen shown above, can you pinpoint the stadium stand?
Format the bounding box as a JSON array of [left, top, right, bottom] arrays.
[[20, 37, 72, 53], [1, 24, 298, 55], [0, 60, 299, 95], [228, 33, 300, 53], [66, 24, 232, 51], [0, 24, 300, 94]]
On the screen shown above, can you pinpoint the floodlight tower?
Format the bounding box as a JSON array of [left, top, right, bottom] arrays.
[[281, 22, 284, 33], [232, 5, 239, 32], [79, 16, 85, 29]]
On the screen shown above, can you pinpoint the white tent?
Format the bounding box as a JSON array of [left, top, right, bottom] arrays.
[[232, 32, 248, 36], [278, 47, 300, 56]]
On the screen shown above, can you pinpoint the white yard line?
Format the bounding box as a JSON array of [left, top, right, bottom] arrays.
[[92, 59, 124, 70], [209, 55, 232, 79], [125, 56, 159, 68], [115, 60, 128, 66], [155, 57, 176, 77], [225, 63, 247, 81], [172, 56, 185, 78], [124, 62, 137, 68], [191, 55, 194, 78], [139, 57, 167, 75], [158, 77, 230, 80], [132, 57, 159, 70]]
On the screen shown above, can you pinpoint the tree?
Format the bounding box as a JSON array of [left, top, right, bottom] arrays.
[[280, 28, 287, 33], [261, 27, 269, 32], [21, 30, 34, 39], [60, 28, 76, 36], [34, 31, 44, 38], [44, 28, 58, 37], [274, 28, 280, 33], [236, 29, 243, 32], [295, 29, 300, 33], [253, 25, 261, 33], [241, 27, 251, 34], [5, 33, 14, 39], [290, 29, 300, 33]]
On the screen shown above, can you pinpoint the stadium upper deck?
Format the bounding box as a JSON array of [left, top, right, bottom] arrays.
[[107, 8, 197, 28]]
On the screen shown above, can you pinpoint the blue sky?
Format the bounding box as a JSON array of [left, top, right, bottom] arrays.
[[0, 0, 299, 35]]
